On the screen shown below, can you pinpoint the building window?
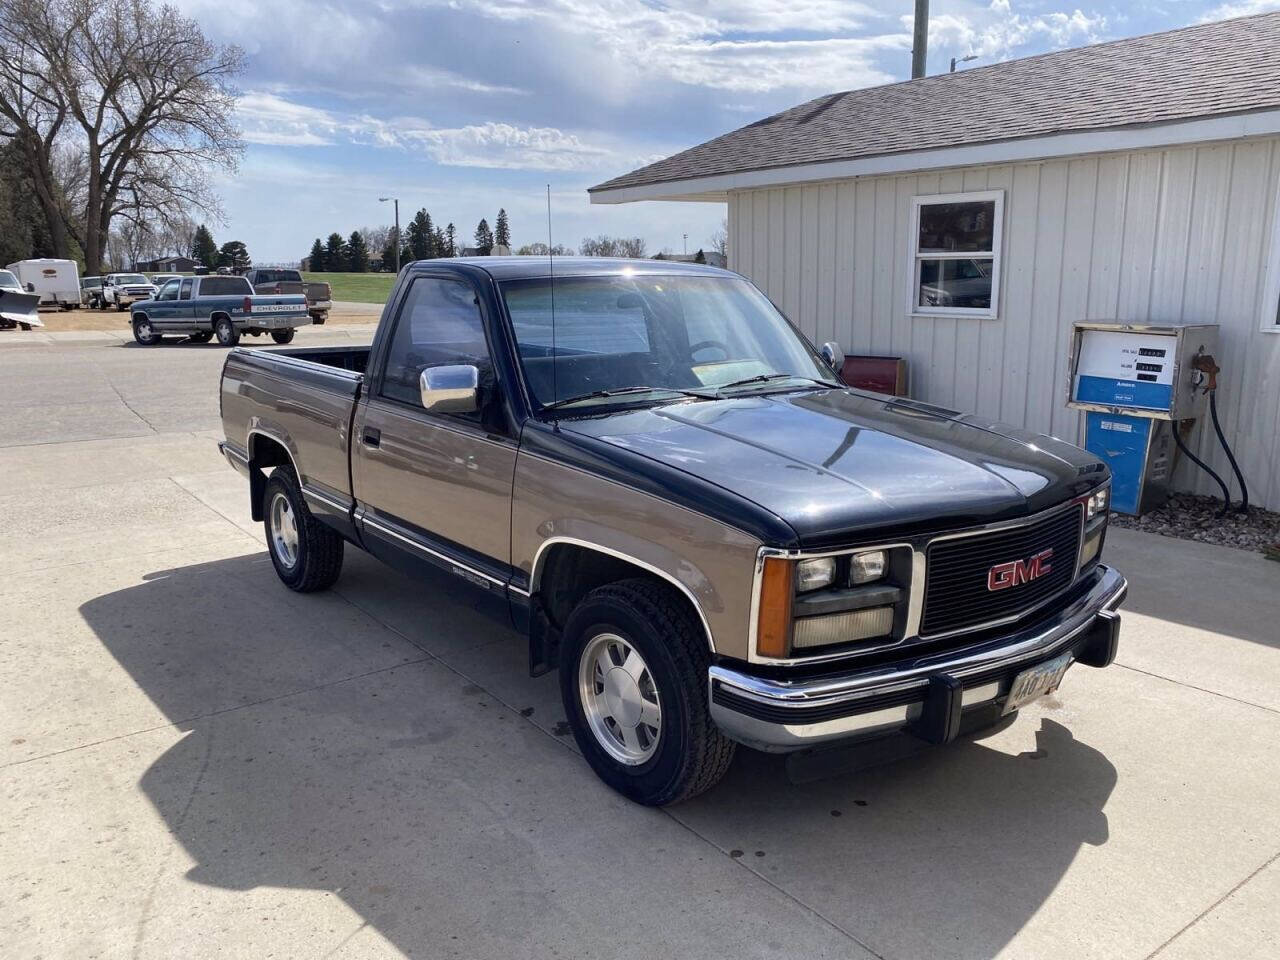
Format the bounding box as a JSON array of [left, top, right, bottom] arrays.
[[909, 190, 1003, 318], [1262, 185, 1280, 333]]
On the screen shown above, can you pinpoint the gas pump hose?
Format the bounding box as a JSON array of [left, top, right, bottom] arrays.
[[1208, 388, 1249, 513], [1172, 421, 1233, 517]]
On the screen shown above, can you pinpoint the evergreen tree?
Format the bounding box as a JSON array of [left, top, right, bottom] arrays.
[[433, 227, 448, 259], [216, 240, 250, 270], [445, 223, 456, 258], [380, 229, 400, 273], [325, 232, 345, 270], [346, 230, 369, 272], [494, 208, 510, 250], [400, 243, 413, 267], [474, 218, 493, 256], [307, 237, 325, 272], [191, 224, 218, 268], [407, 209, 433, 261]]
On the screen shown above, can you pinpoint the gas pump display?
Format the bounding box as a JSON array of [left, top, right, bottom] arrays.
[[1066, 322, 1219, 516]]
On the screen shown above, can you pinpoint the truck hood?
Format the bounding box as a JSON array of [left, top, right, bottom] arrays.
[[560, 387, 1105, 547]]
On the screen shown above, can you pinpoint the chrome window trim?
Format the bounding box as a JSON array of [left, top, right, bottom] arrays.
[[528, 536, 717, 654], [746, 483, 1110, 665]]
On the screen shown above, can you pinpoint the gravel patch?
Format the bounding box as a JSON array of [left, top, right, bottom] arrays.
[[1110, 492, 1280, 558]]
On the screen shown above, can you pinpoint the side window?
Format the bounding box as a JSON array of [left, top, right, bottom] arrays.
[[157, 280, 180, 301], [380, 277, 490, 421], [180, 279, 194, 300], [909, 191, 1003, 318]]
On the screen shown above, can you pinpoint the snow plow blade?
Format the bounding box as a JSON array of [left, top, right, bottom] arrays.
[[0, 290, 42, 328]]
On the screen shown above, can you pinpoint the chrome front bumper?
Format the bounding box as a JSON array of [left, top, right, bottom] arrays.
[[709, 564, 1128, 752]]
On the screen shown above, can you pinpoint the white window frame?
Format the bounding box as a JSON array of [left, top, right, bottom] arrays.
[[907, 190, 1004, 320], [1260, 176, 1280, 333]]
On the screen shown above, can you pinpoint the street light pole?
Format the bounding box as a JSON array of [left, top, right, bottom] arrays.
[[950, 54, 979, 72], [379, 197, 400, 273]]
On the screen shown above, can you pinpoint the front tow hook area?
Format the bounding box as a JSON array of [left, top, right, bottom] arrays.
[[906, 609, 1122, 746]]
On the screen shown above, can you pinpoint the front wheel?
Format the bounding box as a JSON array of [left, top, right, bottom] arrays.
[[131, 315, 160, 345], [214, 315, 240, 346], [270, 327, 296, 344], [559, 579, 735, 805], [263, 467, 344, 591]]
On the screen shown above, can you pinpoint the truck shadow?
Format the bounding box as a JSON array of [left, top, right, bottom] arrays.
[[79, 553, 1115, 959]]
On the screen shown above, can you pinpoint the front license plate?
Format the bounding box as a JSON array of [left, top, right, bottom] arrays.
[[1003, 652, 1073, 715]]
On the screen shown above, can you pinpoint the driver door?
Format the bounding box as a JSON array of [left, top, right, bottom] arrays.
[[352, 273, 518, 587]]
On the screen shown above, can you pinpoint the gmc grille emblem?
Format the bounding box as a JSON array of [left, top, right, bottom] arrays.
[[987, 548, 1054, 591]]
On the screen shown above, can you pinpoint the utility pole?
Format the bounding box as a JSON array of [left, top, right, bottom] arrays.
[[379, 197, 400, 273], [911, 0, 929, 79], [683, 233, 688, 255]]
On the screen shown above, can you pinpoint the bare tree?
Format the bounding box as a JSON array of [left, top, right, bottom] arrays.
[[710, 218, 727, 259], [0, 0, 244, 269], [579, 235, 646, 258]]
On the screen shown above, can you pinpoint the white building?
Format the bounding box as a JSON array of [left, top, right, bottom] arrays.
[[591, 13, 1280, 511]]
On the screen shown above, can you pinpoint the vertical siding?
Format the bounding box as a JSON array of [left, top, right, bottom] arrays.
[[727, 136, 1280, 510]]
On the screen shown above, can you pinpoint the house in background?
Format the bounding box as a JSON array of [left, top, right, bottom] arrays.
[[134, 255, 200, 273], [591, 13, 1280, 511]]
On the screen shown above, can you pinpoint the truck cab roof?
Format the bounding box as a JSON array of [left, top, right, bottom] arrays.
[[416, 256, 735, 282]]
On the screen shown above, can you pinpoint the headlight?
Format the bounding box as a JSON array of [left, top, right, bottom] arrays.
[[849, 550, 887, 584], [796, 557, 836, 593], [1086, 487, 1109, 520]]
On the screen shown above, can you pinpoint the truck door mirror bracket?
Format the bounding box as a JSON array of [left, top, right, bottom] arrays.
[[420, 364, 480, 414]]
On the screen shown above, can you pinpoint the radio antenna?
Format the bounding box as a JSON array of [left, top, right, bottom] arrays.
[[546, 183, 558, 416]]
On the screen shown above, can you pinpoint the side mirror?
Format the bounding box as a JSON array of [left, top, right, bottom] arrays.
[[821, 340, 845, 373], [24, 282, 34, 292], [419, 364, 479, 414]]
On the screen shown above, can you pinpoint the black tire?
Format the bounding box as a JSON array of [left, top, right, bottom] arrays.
[[214, 314, 240, 346], [311, 313, 327, 325], [131, 315, 160, 345], [262, 466, 343, 592], [116, 301, 127, 311], [559, 578, 735, 805], [271, 327, 296, 344], [188, 331, 213, 343]]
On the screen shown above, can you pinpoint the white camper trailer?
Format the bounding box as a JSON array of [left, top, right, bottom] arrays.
[[6, 259, 80, 309]]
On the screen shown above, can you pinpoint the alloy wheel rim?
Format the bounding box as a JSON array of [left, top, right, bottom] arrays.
[[137, 321, 151, 339], [269, 491, 300, 568], [578, 632, 662, 765]]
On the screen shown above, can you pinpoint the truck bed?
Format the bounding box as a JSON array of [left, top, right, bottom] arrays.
[[220, 345, 370, 512]]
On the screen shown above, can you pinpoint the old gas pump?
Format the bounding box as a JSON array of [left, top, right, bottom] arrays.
[[1066, 322, 1220, 516]]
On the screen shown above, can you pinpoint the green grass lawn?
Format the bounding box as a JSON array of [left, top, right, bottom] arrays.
[[303, 272, 397, 304]]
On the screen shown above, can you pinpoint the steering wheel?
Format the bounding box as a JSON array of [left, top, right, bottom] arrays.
[[689, 339, 731, 362]]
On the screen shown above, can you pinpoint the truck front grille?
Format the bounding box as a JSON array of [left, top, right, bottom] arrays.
[[920, 504, 1083, 637]]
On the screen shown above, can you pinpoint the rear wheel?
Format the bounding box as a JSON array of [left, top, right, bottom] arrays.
[[263, 467, 343, 592], [270, 327, 296, 344], [214, 315, 240, 346], [131, 315, 160, 345], [559, 578, 734, 805]]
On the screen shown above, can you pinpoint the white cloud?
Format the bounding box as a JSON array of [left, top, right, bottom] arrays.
[[1200, 0, 1280, 18], [926, 7, 1108, 60], [401, 122, 615, 171]]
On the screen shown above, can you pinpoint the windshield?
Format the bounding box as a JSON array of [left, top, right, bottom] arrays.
[[116, 274, 148, 285], [0, 270, 17, 287], [500, 274, 833, 411]]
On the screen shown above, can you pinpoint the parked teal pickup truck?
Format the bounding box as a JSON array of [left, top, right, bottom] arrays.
[[129, 275, 309, 346]]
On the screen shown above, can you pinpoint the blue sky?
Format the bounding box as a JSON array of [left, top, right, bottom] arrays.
[[169, 0, 1276, 263]]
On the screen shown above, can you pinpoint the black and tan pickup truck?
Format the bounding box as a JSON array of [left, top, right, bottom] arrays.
[[218, 258, 1126, 805]]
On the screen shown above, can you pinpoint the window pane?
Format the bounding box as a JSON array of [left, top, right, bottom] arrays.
[[179, 279, 194, 299], [918, 258, 994, 310], [918, 200, 996, 253], [382, 277, 489, 410], [201, 276, 251, 295]]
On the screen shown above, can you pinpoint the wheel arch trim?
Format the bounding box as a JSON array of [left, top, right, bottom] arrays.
[[525, 536, 717, 654]]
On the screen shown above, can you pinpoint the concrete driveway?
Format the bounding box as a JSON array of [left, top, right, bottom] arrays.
[[1, 333, 1277, 959]]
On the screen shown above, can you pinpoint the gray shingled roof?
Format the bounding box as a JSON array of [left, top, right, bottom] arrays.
[[590, 13, 1280, 195]]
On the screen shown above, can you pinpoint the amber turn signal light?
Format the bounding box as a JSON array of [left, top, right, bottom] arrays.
[[756, 557, 794, 658]]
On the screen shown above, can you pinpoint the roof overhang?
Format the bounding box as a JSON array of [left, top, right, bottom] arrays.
[[590, 108, 1280, 204]]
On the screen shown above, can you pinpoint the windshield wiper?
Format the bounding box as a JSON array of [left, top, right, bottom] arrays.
[[714, 372, 838, 394], [540, 385, 708, 412]]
